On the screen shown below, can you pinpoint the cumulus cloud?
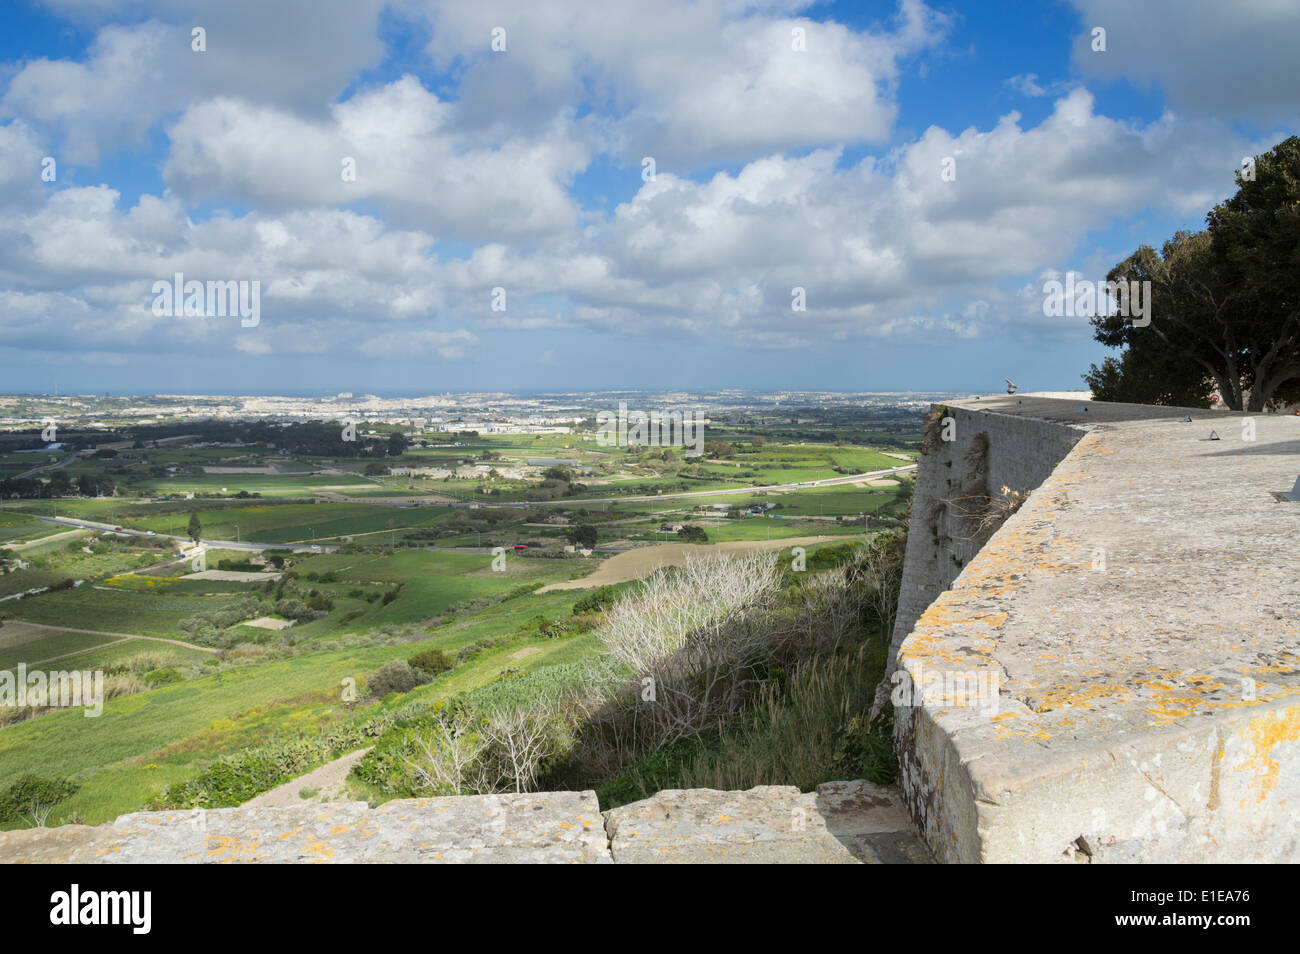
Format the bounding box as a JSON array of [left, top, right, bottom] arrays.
[[162, 77, 590, 238], [4, 0, 387, 162], [418, 0, 950, 165], [1069, 0, 1300, 123], [1, 0, 1294, 382]]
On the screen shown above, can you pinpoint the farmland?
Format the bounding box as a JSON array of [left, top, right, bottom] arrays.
[[0, 392, 923, 829]]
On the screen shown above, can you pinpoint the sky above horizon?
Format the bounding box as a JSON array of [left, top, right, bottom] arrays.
[[1, 0, 1297, 396]]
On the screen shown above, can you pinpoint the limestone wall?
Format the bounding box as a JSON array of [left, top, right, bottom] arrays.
[[888, 400, 1083, 669], [0, 780, 931, 864], [888, 396, 1300, 863]]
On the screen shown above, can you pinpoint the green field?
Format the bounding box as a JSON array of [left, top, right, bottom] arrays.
[[0, 585, 595, 826], [0, 414, 920, 829], [0, 625, 122, 670]]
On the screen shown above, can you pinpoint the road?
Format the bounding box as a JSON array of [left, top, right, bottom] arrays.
[[13, 454, 79, 480], [27, 515, 339, 553], [6, 621, 220, 665]]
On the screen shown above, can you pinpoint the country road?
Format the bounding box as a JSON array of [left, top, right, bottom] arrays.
[[27, 516, 340, 553], [2, 620, 219, 668], [14, 454, 78, 480]]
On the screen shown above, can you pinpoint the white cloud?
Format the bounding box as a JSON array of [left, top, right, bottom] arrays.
[[418, 0, 950, 165], [1069, 0, 1300, 123], [162, 77, 590, 239], [4, 1, 387, 162]]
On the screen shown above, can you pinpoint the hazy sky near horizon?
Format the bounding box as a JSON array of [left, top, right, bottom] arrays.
[[1, 0, 1297, 395]]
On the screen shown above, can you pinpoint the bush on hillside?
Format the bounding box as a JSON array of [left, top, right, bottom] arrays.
[[367, 660, 425, 698], [408, 648, 453, 676], [571, 585, 618, 615], [0, 773, 79, 824]]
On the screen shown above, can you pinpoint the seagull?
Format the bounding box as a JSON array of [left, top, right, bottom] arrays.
[[1005, 378, 1019, 395]]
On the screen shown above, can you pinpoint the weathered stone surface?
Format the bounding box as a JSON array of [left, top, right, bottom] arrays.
[[0, 791, 611, 864], [604, 781, 932, 863], [0, 782, 929, 863], [892, 396, 1300, 863]]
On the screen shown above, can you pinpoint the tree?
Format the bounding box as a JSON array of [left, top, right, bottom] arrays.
[[187, 512, 202, 543], [566, 523, 597, 549], [1083, 341, 1215, 408], [676, 524, 708, 543], [1205, 136, 1300, 409], [387, 432, 409, 457], [1086, 137, 1300, 411]]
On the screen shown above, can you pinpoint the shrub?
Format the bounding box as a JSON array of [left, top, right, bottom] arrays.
[[144, 667, 184, 687], [408, 648, 453, 677], [0, 773, 79, 824], [367, 660, 424, 698], [571, 585, 618, 615]]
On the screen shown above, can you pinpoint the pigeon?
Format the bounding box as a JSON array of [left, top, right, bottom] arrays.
[[1005, 378, 1019, 394]]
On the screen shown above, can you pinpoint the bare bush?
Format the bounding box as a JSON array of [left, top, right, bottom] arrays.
[[407, 711, 489, 795], [478, 707, 565, 793], [25, 800, 54, 828], [945, 485, 1027, 542]]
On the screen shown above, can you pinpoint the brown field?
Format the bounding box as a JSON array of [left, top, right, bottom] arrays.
[[538, 535, 842, 592]]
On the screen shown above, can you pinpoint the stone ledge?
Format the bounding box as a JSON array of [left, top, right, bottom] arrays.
[[0, 791, 609, 864], [0, 780, 930, 864], [604, 780, 932, 864]]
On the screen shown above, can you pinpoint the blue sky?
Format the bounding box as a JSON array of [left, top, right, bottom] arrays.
[[0, 0, 1296, 395]]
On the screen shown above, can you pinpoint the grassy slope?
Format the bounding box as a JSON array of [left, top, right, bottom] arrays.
[[0, 576, 592, 826]]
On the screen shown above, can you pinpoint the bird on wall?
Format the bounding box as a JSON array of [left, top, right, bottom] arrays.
[[1005, 379, 1019, 394]]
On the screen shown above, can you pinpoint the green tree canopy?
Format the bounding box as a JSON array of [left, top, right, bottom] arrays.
[[566, 523, 598, 549], [1086, 136, 1300, 411]]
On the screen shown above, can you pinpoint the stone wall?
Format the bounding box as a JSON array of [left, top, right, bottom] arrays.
[[888, 399, 1084, 671], [889, 396, 1300, 863], [0, 780, 931, 864]]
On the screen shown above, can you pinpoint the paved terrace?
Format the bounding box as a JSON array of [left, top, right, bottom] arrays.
[[896, 396, 1300, 862]]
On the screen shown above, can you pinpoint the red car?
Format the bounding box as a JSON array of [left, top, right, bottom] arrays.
[[512, 544, 528, 552]]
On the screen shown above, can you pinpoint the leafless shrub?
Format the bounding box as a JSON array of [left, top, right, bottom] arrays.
[[946, 485, 1026, 541], [844, 530, 907, 638], [478, 707, 565, 793], [406, 711, 489, 795], [25, 800, 54, 828]]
